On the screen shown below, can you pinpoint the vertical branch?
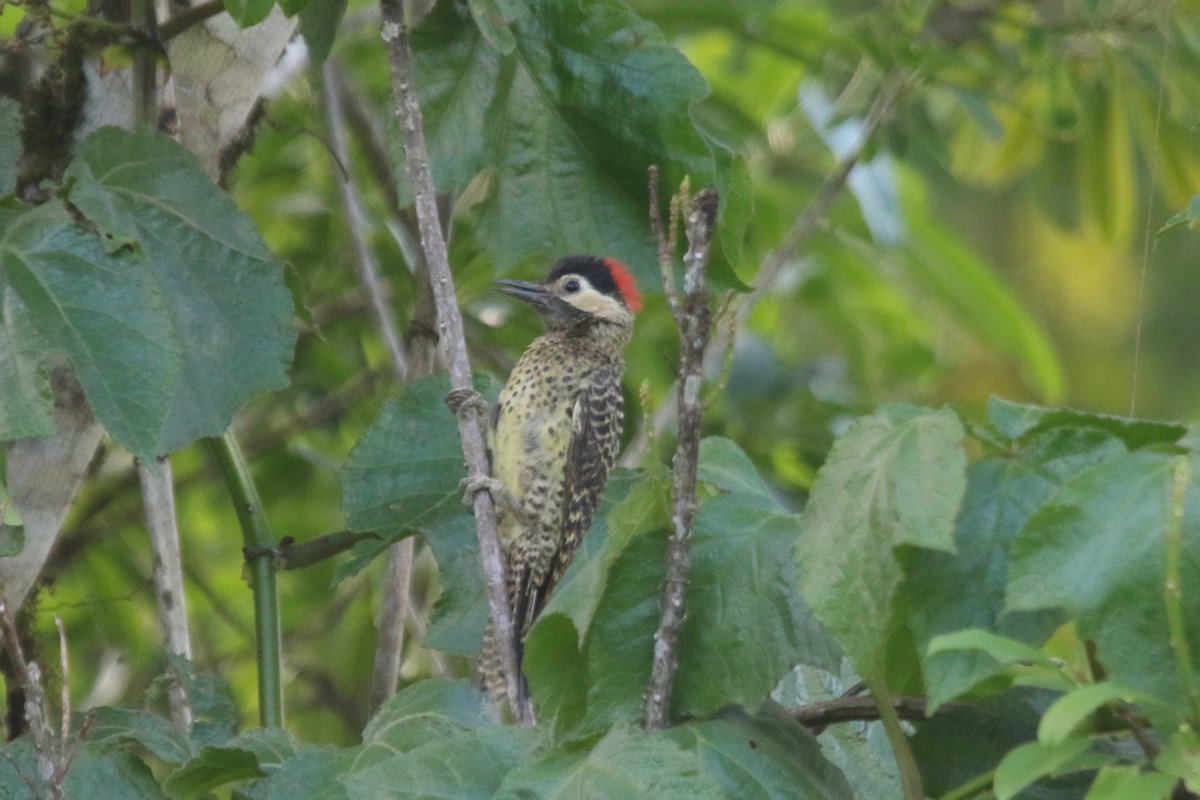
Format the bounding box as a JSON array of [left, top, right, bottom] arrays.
[[208, 432, 284, 728], [619, 76, 905, 470], [644, 187, 718, 731], [379, 1, 525, 722], [0, 595, 65, 797], [648, 166, 680, 319], [136, 456, 194, 732], [321, 59, 419, 708]]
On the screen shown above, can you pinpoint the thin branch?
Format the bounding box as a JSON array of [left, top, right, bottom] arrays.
[[136, 456, 193, 732], [644, 187, 719, 731], [379, 2, 526, 722], [323, 58, 420, 707], [648, 166, 680, 319], [323, 61, 410, 383], [619, 75, 907, 469], [790, 694, 938, 729], [0, 594, 63, 797]]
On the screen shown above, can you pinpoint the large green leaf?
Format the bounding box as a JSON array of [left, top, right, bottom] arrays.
[[409, 0, 717, 276], [795, 405, 966, 685], [3, 127, 299, 456], [0, 276, 54, 439], [670, 710, 855, 800], [340, 376, 468, 536], [345, 726, 539, 800], [675, 490, 838, 715], [0, 200, 179, 452], [494, 723, 724, 800], [904, 427, 1126, 710], [1006, 451, 1200, 714], [987, 397, 1188, 450], [528, 437, 837, 732]]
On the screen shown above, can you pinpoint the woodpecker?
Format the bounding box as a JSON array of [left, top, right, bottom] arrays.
[[478, 255, 642, 704]]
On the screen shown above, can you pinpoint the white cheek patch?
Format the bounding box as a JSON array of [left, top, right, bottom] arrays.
[[569, 290, 625, 320]]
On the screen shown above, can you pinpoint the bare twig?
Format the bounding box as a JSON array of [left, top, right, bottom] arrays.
[[324, 61, 409, 383], [644, 187, 719, 731], [323, 57, 419, 708], [54, 618, 69, 742], [619, 76, 907, 469], [790, 694, 938, 731], [1, 595, 66, 797], [379, 2, 526, 722], [136, 456, 193, 732], [648, 166, 680, 319]]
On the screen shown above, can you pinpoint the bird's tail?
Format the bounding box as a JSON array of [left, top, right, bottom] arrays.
[[479, 618, 529, 712]]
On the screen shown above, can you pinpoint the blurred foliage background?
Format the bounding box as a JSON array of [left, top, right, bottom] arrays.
[[4, 0, 1199, 745]]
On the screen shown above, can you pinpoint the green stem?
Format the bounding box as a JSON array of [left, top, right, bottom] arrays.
[[1164, 457, 1200, 725], [872, 682, 926, 800], [208, 432, 284, 729]]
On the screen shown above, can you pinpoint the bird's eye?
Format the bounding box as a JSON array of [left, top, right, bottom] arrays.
[[564, 278, 581, 293]]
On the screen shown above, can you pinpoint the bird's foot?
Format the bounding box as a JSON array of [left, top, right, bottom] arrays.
[[445, 388, 488, 419], [460, 474, 514, 511]]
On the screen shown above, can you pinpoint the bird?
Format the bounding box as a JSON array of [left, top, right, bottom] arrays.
[[475, 254, 642, 707]]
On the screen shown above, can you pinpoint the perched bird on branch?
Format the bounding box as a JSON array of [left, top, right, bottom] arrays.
[[473, 255, 642, 707]]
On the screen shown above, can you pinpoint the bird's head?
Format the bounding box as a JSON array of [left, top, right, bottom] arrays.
[[496, 255, 643, 331]]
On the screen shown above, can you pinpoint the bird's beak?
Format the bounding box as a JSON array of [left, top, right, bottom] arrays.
[[495, 279, 551, 308]]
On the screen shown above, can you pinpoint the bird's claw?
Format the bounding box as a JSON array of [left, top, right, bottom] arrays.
[[460, 475, 510, 510], [445, 388, 488, 419]]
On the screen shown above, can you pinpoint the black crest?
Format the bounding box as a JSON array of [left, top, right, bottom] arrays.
[[547, 255, 620, 298]]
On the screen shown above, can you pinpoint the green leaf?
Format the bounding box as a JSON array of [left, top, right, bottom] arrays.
[[987, 397, 1187, 449], [0, 281, 54, 439], [1156, 728, 1200, 791], [1160, 194, 1200, 234], [0, 98, 20, 195], [1084, 766, 1176, 800], [696, 436, 775, 500], [495, 723, 724, 800], [675, 490, 839, 716], [345, 726, 539, 800], [409, 0, 717, 276], [1006, 452, 1200, 711], [774, 665, 902, 800], [341, 375, 498, 542], [927, 629, 1062, 671], [359, 678, 495, 757], [275, 0, 311, 18], [44, 126, 294, 457], [65, 750, 169, 799], [266, 745, 351, 800], [223, 0, 276, 28], [163, 745, 264, 799], [905, 427, 1127, 711], [911, 689, 1099, 800], [1037, 682, 1143, 744], [0, 201, 181, 454], [670, 710, 855, 800], [423, 512, 489, 656], [298, 0, 348, 66], [85, 706, 195, 764], [795, 405, 966, 684], [466, 0, 526, 53], [168, 654, 239, 746], [992, 737, 1095, 800]]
